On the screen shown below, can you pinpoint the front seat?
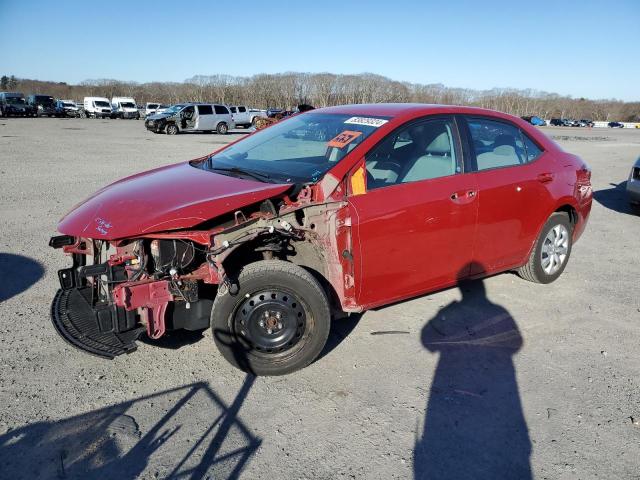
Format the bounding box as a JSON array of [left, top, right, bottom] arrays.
[[400, 132, 456, 183]]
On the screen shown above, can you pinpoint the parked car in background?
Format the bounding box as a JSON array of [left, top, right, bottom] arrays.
[[50, 104, 592, 375], [627, 157, 640, 212], [111, 97, 140, 119], [549, 118, 566, 126], [579, 119, 594, 127], [27, 94, 57, 117], [55, 99, 80, 117], [145, 103, 234, 135], [608, 121, 624, 128], [266, 108, 284, 118], [229, 106, 266, 128], [82, 97, 113, 118], [521, 115, 546, 126], [0, 92, 37, 117], [144, 102, 169, 117]]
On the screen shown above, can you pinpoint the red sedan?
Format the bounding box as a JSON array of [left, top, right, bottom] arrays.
[[50, 104, 592, 375]]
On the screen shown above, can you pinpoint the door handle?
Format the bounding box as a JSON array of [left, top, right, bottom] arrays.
[[450, 190, 477, 203], [537, 172, 554, 183]]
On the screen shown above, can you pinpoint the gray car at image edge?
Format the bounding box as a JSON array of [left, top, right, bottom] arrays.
[[627, 156, 640, 210]]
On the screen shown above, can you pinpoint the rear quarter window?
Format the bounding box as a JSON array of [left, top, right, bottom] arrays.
[[214, 105, 229, 115], [198, 105, 213, 115]]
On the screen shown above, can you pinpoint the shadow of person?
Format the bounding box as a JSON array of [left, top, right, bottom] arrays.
[[593, 181, 639, 216], [414, 264, 531, 480], [0, 253, 45, 302]]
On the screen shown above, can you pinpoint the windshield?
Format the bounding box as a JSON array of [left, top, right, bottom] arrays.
[[95, 101, 111, 107], [63, 102, 75, 108], [36, 96, 54, 104], [204, 113, 390, 183], [163, 104, 186, 114], [147, 103, 159, 109], [120, 102, 135, 108], [7, 96, 26, 105]]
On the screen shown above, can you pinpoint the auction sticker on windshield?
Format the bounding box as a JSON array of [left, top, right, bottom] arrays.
[[328, 130, 363, 149], [344, 117, 388, 128]]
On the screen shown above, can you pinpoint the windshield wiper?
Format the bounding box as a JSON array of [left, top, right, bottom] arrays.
[[210, 166, 271, 182]]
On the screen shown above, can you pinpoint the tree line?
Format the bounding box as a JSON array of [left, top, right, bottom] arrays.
[[3, 72, 638, 122]]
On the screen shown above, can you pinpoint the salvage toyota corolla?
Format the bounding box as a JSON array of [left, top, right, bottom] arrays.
[[50, 104, 592, 375]]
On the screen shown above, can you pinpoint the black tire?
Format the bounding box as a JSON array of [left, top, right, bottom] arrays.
[[216, 122, 228, 135], [251, 116, 259, 126], [166, 123, 179, 135], [517, 212, 573, 284], [211, 260, 331, 376]]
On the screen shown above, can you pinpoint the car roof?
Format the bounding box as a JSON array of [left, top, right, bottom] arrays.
[[315, 103, 524, 122]]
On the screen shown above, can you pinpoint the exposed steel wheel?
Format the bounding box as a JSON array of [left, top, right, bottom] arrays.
[[211, 260, 330, 376]]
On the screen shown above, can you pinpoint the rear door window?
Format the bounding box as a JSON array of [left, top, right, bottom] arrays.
[[197, 104, 213, 115], [522, 134, 543, 162], [466, 118, 527, 171], [238, 106, 247, 113], [214, 105, 229, 115]]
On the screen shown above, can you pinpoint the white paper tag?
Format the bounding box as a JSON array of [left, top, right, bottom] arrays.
[[344, 117, 388, 128]]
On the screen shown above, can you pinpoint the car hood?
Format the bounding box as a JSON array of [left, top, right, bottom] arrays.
[[147, 112, 172, 120], [58, 161, 292, 240]]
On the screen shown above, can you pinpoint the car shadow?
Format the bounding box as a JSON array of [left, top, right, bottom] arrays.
[[0, 378, 260, 479], [593, 181, 638, 215], [0, 253, 45, 302], [317, 313, 362, 361], [139, 329, 206, 350], [414, 264, 532, 479]]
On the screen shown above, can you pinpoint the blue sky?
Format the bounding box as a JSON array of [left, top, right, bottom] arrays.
[[1, 0, 638, 100]]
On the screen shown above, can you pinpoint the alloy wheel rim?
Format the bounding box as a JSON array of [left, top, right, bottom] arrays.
[[541, 224, 569, 275]]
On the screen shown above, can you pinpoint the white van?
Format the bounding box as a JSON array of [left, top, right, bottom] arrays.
[[145, 103, 235, 135], [111, 97, 140, 119], [82, 97, 112, 118]]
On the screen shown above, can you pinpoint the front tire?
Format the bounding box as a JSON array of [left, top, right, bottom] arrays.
[[216, 122, 228, 135], [517, 212, 573, 284], [211, 260, 331, 376], [166, 123, 179, 135]]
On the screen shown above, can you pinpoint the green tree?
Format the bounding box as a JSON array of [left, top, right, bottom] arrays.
[[8, 75, 17, 89], [0, 76, 8, 90]]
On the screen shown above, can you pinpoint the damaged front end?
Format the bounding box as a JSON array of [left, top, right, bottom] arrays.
[[49, 185, 355, 359], [49, 232, 215, 358]]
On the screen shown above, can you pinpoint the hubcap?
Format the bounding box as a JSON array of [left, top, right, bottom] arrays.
[[234, 290, 306, 354], [541, 224, 569, 275]]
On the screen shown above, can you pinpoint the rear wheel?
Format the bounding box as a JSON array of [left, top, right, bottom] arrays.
[[517, 212, 572, 284], [211, 260, 330, 376], [216, 122, 228, 135], [166, 123, 179, 135]]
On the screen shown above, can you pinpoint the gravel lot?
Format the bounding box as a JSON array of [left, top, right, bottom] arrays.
[[0, 118, 638, 480]]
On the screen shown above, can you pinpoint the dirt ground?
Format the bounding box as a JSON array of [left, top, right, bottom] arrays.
[[0, 117, 638, 480]]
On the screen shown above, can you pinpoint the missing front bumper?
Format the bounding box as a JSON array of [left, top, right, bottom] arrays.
[[51, 287, 143, 359]]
